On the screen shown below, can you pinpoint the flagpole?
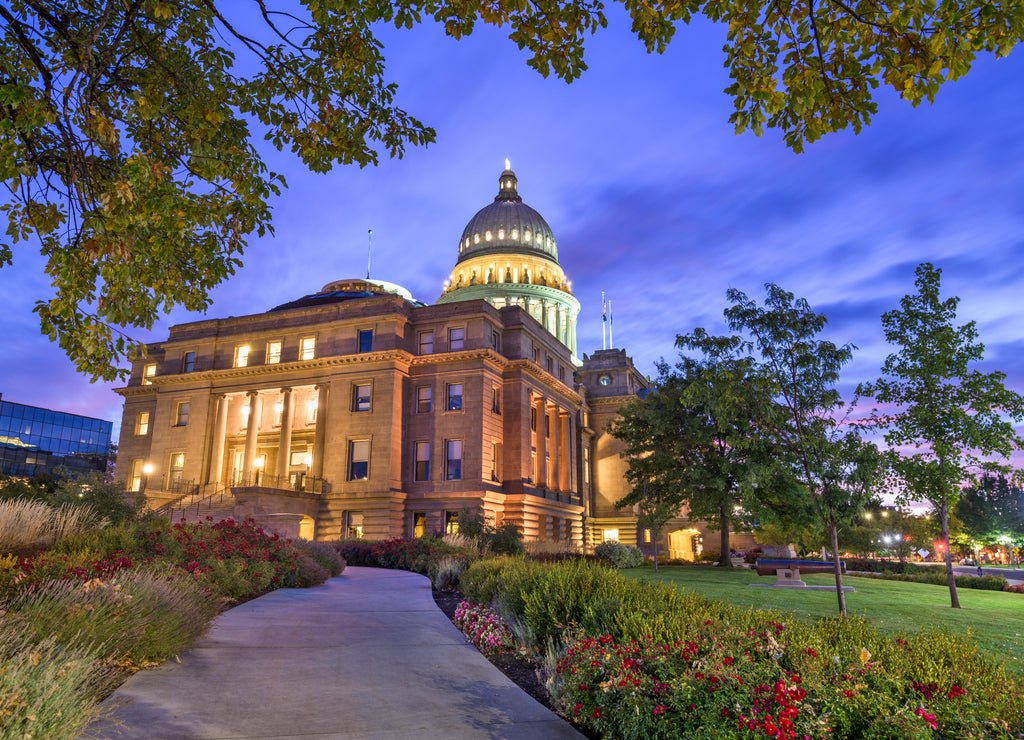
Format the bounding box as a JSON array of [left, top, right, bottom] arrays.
[[367, 229, 373, 279], [601, 291, 607, 350], [609, 299, 613, 349]]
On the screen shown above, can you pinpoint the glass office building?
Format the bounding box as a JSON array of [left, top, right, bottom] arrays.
[[0, 396, 113, 477]]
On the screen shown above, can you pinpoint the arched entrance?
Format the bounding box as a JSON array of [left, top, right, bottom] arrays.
[[299, 515, 315, 540], [667, 528, 702, 561]]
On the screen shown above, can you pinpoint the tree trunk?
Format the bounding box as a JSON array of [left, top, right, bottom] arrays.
[[719, 505, 732, 568], [829, 523, 847, 618], [653, 529, 659, 572], [940, 505, 961, 608]]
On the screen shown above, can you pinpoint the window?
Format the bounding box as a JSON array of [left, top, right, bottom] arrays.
[[530, 406, 537, 431], [491, 330, 500, 351], [583, 447, 591, 485], [414, 441, 430, 481], [559, 367, 565, 383], [448, 327, 464, 351], [358, 329, 373, 353], [445, 511, 459, 535], [545, 413, 550, 437], [491, 441, 501, 482], [491, 387, 501, 414], [142, 363, 156, 385], [445, 439, 462, 480], [532, 346, 540, 363], [267, 341, 282, 364], [135, 411, 150, 436], [644, 529, 652, 543], [546, 357, 554, 374], [446, 383, 463, 411], [181, 351, 195, 373], [416, 386, 432, 413], [412, 512, 426, 538], [352, 384, 371, 412], [603, 529, 619, 542], [418, 331, 434, 355], [300, 336, 316, 361], [168, 453, 185, 490], [346, 512, 364, 539], [234, 345, 250, 368], [129, 459, 144, 492], [348, 440, 370, 480], [174, 401, 190, 427], [273, 396, 284, 426]]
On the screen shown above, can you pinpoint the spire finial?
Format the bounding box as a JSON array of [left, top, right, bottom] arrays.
[[505, 157, 511, 171]]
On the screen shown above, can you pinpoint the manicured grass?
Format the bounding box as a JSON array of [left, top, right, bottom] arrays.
[[621, 564, 1024, 675]]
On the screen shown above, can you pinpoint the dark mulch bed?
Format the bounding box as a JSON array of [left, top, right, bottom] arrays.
[[431, 588, 553, 709]]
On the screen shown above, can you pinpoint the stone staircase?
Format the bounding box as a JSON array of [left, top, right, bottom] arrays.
[[157, 488, 237, 524]]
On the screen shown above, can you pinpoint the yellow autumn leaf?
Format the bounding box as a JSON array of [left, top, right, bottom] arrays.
[[859, 647, 871, 664]]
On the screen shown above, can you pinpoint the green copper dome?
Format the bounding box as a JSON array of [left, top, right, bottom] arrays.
[[456, 166, 558, 265]]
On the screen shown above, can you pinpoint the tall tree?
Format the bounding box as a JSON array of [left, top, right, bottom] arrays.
[[726, 283, 880, 617], [857, 263, 1024, 608], [3, 1, 1022, 378], [611, 331, 763, 568]]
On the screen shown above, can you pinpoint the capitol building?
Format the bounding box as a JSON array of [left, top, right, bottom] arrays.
[[115, 165, 742, 558]]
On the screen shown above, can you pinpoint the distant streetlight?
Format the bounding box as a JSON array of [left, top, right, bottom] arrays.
[[253, 457, 264, 486], [141, 463, 153, 495]]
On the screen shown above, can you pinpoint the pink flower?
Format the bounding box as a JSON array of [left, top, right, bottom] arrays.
[[652, 705, 666, 716]]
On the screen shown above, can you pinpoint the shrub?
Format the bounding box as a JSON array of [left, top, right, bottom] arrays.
[[593, 540, 645, 568], [294, 539, 346, 577], [697, 549, 721, 563], [1005, 583, 1024, 594], [430, 555, 467, 590], [0, 623, 105, 740], [843, 557, 929, 575], [290, 553, 329, 588], [852, 571, 1009, 591], [336, 539, 376, 566], [371, 536, 476, 578], [486, 523, 525, 555], [525, 539, 580, 557]]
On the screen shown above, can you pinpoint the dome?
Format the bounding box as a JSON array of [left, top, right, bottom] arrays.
[[456, 165, 558, 265]]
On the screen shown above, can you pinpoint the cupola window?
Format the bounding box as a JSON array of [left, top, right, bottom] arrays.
[[498, 229, 504, 239], [512, 229, 518, 239], [474, 234, 480, 244], [485, 231, 492, 241], [524, 230, 531, 242]]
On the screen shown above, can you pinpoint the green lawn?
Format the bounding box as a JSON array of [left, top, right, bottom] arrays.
[[621, 565, 1024, 675]]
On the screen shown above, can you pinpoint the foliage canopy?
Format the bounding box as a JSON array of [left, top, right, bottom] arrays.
[[2, 0, 1022, 377]]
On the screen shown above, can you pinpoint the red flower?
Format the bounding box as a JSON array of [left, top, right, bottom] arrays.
[[723, 657, 734, 665], [574, 703, 583, 715], [592, 707, 602, 719], [652, 705, 666, 716], [803, 648, 817, 657]]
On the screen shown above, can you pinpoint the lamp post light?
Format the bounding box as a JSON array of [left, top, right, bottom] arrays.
[[253, 457, 264, 486], [141, 463, 153, 496]]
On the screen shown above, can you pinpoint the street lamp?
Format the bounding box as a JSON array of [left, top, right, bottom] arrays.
[[141, 463, 153, 496], [253, 457, 264, 486]]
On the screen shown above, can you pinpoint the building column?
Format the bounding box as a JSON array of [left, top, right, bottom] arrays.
[[565, 412, 577, 495], [277, 387, 293, 480], [242, 390, 259, 479], [311, 383, 329, 478], [207, 393, 229, 486], [554, 304, 562, 346], [540, 299, 548, 331], [535, 395, 547, 489], [551, 405, 561, 492]]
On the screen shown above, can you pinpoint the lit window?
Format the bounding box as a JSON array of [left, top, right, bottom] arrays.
[[135, 411, 150, 436], [644, 529, 652, 543], [485, 231, 492, 241], [512, 229, 518, 240], [358, 329, 373, 353], [300, 336, 316, 361], [129, 459, 144, 492], [307, 395, 318, 423], [417, 386, 432, 413], [346, 511, 364, 539], [174, 401, 190, 427], [445, 439, 462, 480], [413, 512, 426, 538], [536, 234, 542, 243], [353, 384, 371, 412], [234, 345, 250, 368], [492, 387, 501, 415], [603, 529, 619, 542], [181, 351, 195, 373], [414, 441, 430, 481], [584, 447, 591, 484], [267, 341, 282, 364], [348, 440, 370, 481], [498, 229, 504, 239], [446, 383, 463, 411], [445, 511, 459, 535], [524, 230, 531, 242], [419, 331, 433, 355], [142, 363, 156, 385], [448, 327, 464, 351], [474, 234, 480, 244], [168, 453, 185, 490]]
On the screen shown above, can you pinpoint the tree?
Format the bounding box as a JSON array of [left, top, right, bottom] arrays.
[[857, 263, 1024, 608], [726, 283, 880, 617], [956, 474, 1024, 560], [610, 331, 764, 568], [4, 1, 1022, 378]]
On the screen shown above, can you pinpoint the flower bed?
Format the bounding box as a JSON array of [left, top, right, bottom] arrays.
[[454, 601, 516, 655]]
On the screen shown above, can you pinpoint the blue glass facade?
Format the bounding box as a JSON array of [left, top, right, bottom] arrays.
[[0, 399, 113, 477]]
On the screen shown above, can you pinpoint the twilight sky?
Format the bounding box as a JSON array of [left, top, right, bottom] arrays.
[[2, 12, 1023, 449]]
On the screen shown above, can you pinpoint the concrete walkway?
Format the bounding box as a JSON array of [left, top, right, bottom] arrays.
[[93, 567, 584, 739]]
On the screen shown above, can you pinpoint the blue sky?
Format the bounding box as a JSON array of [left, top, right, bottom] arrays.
[[2, 13, 1022, 453]]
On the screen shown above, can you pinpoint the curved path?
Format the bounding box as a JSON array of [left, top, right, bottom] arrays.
[[92, 567, 583, 739]]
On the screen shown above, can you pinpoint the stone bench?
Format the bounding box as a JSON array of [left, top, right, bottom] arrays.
[[755, 559, 846, 588]]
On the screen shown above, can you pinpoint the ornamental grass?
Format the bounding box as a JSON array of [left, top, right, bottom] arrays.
[[461, 557, 1024, 739]]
